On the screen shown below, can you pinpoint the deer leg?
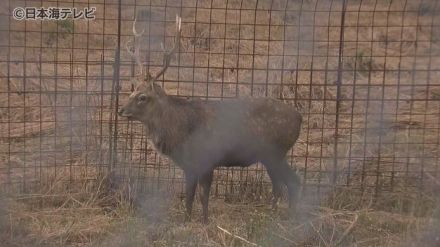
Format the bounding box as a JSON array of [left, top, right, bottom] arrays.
[[198, 171, 213, 224], [265, 167, 283, 210], [279, 160, 301, 214], [184, 172, 197, 222]]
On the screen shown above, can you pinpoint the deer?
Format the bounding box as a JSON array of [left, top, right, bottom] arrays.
[[118, 14, 303, 223]]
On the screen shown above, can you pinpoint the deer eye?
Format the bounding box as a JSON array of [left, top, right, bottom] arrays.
[[138, 94, 147, 101]]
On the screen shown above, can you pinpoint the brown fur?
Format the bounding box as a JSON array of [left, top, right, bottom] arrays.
[[119, 83, 302, 222]]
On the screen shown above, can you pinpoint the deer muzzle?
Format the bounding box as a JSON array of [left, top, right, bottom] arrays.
[[118, 107, 131, 117]]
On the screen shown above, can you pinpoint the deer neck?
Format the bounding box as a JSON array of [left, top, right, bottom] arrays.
[[141, 95, 183, 155]]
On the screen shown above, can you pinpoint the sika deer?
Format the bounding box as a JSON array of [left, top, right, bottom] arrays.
[[118, 15, 302, 223]]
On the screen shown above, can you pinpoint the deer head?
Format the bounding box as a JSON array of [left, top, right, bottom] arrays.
[[118, 14, 182, 121]]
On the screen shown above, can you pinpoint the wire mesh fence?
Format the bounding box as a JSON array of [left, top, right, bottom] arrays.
[[0, 0, 439, 202]]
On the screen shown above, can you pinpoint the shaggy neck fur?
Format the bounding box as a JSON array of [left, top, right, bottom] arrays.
[[139, 94, 203, 158]]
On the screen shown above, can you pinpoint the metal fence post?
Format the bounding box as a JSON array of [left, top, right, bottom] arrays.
[[333, 0, 348, 185]]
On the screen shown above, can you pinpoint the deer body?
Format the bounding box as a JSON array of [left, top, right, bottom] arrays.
[[119, 15, 302, 222], [120, 85, 302, 222], [150, 96, 302, 171]]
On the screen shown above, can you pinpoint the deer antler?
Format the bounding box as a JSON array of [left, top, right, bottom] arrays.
[[151, 15, 182, 83], [125, 13, 148, 79]]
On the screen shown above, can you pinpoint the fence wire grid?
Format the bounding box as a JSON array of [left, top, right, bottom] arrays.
[[0, 0, 439, 202]]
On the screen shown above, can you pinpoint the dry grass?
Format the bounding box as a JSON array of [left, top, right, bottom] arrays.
[[0, 167, 140, 246], [1, 177, 439, 246], [1, 0, 440, 246]]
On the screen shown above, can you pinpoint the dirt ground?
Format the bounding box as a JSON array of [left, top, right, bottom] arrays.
[[0, 0, 439, 246]]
